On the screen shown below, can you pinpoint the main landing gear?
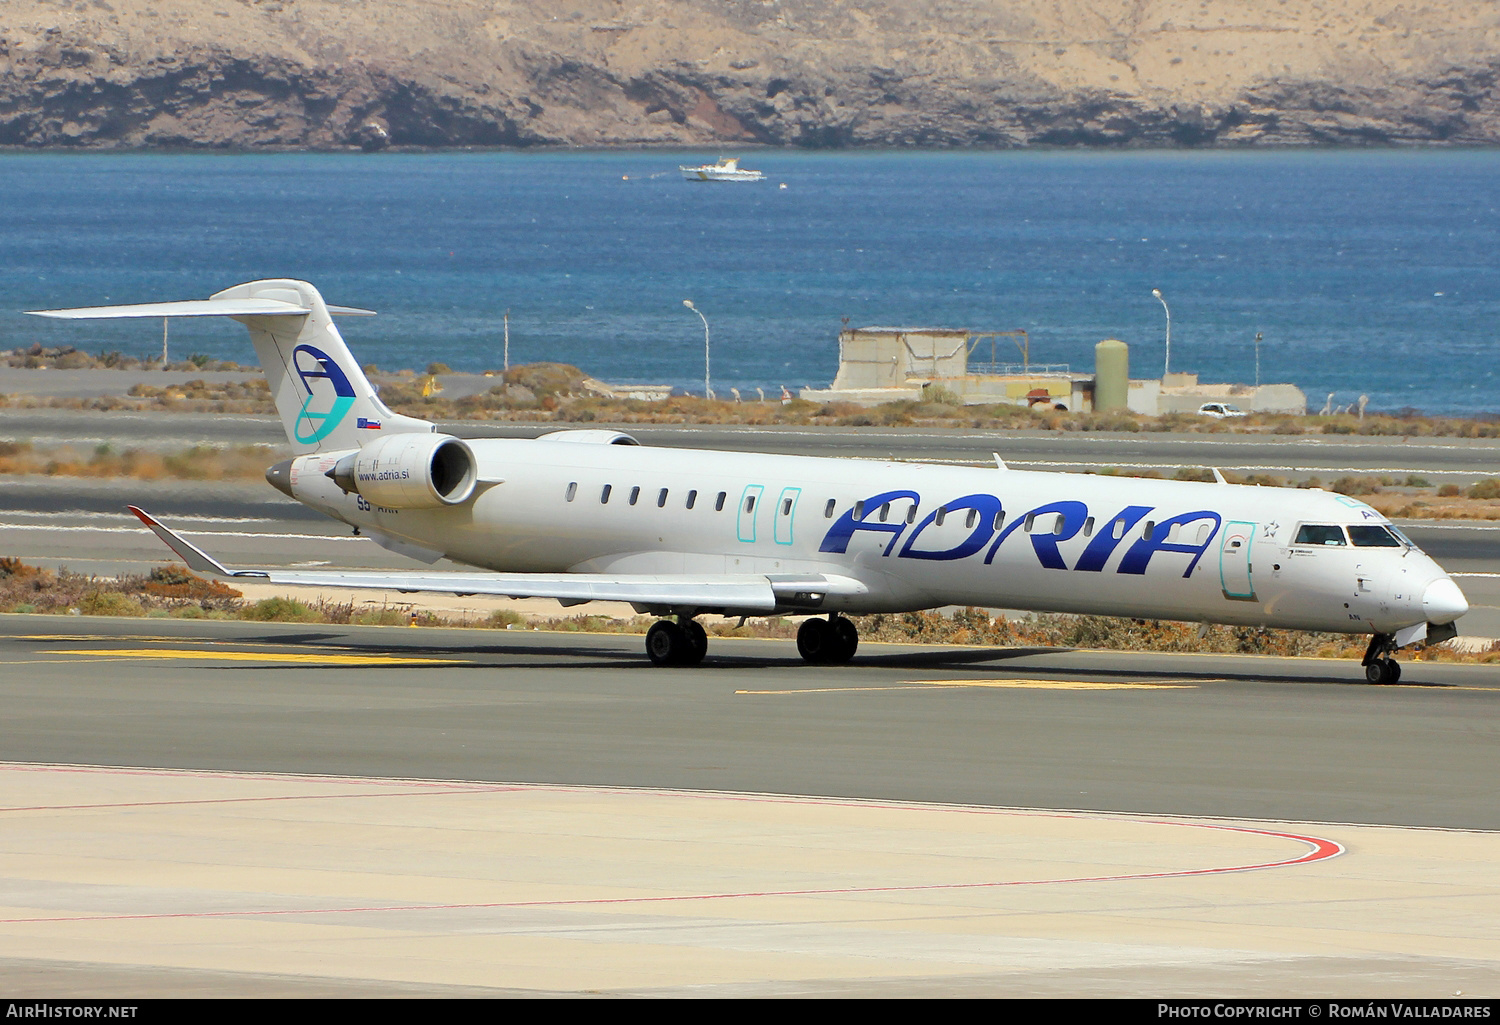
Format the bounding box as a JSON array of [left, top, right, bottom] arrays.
[[797, 614, 859, 665], [644, 613, 860, 667], [645, 617, 708, 667], [1362, 633, 1402, 685]]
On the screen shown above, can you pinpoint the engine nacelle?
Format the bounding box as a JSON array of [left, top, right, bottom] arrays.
[[328, 433, 478, 509]]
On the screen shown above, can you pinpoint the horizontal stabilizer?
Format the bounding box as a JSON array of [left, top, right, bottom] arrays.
[[26, 298, 375, 319]]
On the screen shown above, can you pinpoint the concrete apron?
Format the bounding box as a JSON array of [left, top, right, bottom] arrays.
[[0, 762, 1495, 997]]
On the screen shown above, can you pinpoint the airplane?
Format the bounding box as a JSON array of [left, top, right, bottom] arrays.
[[28, 278, 1470, 683]]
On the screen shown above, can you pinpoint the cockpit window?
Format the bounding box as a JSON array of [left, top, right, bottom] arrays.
[[1348, 525, 1403, 547], [1388, 525, 1421, 550], [1294, 524, 1346, 546]]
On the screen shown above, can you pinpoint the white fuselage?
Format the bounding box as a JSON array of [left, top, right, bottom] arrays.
[[283, 437, 1464, 636]]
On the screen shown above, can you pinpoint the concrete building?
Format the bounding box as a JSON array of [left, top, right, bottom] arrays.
[[799, 326, 1305, 415]]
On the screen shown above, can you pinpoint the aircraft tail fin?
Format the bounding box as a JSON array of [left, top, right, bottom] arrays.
[[28, 279, 434, 454]]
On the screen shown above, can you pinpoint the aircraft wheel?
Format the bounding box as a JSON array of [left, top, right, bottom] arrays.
[[680, 619, 708, 666], [1364, 658, 1401, 684], [1384, 658, 1401, 684], [830, 616, 859, 664], [796, 617, 835, 664], [646, 620, 688, 667]]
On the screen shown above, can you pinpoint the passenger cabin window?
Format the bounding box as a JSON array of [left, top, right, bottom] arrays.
[[781, 497, 793, 516], [1349, 525, 1402, 547], [993, 510, 1005, 531], [1082, 516, 1094, 537], [1295, 524, 1346, 546], [629, 486, 641, 506], [657, 488, 669, 508], [854, 501, 866, 519], [715, 491, 727, 511], [1023, 513, 1036, 533], [600, 484, 612, 504], [878, 502, 891, 522], [686, 490, 697, 510], [966, 509, 978, 529], [1143, 521, 1156, 541], [565, 482, 577, 502], [935, 506, 947, 527], [906, 503, 917, 524], [1112, 518, 1126, 540], [744, 494, 756, 513], [824, 499, 836, 518]]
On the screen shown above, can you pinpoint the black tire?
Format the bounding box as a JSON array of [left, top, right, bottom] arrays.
[[830, 616, 859, 664], [1365, 660, 1386, 684], [1385, 658, 1401, 684], [797, 617, 834, 663], [646, 620, 687, 666], [681, 619, 708, 666]]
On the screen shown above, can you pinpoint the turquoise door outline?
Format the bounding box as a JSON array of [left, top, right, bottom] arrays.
[[1220, 520, 1256, 600], [737, 484, 764, 543], [775, 487, 801, 545]]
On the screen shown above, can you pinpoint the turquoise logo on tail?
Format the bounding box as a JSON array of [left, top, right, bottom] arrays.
[[291, 344, 356, 444]]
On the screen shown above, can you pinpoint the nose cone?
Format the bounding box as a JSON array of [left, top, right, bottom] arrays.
[[264, 458, 294, 499], [1422, 577, 1469, 624]]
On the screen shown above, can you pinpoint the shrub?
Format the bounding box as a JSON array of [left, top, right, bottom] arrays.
[[79, 591, 144, 617], [240, 596, 322, 622], [1332, 476, 1382, 496], [1468, 478, 1500, 500], [1438, 484, 1462, 497], [486, 609, 525, 629]]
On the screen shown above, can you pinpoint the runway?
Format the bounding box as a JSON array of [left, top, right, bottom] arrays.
[[0, 618, 1497, 996]]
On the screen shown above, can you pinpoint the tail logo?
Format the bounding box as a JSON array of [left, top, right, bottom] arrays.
[[291, 344, 357, 444]]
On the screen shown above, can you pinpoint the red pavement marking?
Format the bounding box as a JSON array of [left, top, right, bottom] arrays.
[[0, 762, 1345, 925]]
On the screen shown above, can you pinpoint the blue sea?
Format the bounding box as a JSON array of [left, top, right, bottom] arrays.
[[1, 149, 1498, 413]]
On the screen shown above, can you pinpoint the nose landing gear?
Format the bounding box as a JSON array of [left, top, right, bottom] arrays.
[[797, 614, 859, 665], [1362, 633, 1402, 685], [645, 617, 708, 667]]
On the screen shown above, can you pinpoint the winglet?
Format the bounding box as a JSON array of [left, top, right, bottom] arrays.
[[1211, 468, 1228, 485], [993, 452, 1009, 470], [127, 506, 269, 579]]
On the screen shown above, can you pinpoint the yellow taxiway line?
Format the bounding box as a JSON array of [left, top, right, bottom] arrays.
[[42, 648, 456, 666], [737, 679, 1205, 695]]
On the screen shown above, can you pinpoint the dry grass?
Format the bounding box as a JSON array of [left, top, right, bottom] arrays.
[[0, 441, 277, 480], [6, 359, 1500, 439]]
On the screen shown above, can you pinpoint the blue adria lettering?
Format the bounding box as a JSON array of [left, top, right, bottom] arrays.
[[819, 491, 1227, 579], [818, 490, 921, 556]]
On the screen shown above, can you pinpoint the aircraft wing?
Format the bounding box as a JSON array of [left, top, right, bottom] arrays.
[[128, 507, 864, 612]]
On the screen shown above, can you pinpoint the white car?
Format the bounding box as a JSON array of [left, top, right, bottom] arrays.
[[1197, 402, 1247, 419]]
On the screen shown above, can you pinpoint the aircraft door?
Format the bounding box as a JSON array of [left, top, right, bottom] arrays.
[[737, 485, 764, 543], [775, 487, 801, 545], [1220, 520, 1256, 601]]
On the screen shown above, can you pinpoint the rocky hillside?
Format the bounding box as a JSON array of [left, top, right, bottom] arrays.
[[2, 0, 1498, 149]]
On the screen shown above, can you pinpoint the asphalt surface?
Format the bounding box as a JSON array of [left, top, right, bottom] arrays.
[[3, 415, 1499, 996], [3, 616, 1497, 831], [7, 408, 1500, 482]]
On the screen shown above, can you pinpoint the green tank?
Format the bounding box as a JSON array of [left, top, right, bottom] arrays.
[[1095, 339, 1129, 412]]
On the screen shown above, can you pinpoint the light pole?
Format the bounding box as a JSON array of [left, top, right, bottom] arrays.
[[683, 299, 711, 399], [1151, 288, 1171, 378], [1254, 331, 1262, 390]]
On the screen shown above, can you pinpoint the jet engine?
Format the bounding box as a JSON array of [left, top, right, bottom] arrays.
[[327, 433, 478, 509]]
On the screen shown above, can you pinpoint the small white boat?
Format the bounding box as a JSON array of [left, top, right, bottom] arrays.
[[679, 156, 765, 182]]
